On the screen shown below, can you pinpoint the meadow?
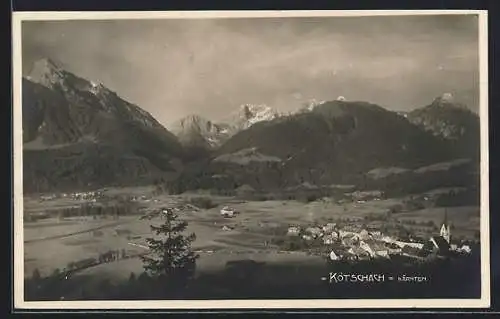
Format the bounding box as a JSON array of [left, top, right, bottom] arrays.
[[23, 185, 481, 288]]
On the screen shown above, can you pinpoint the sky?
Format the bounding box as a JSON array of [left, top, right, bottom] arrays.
[[21, 14, 480, 128]]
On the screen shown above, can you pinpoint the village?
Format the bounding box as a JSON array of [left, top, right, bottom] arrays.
[[39, 191, 105, 202], [217, 204, 473, 264], [284, 213, 473, 263]]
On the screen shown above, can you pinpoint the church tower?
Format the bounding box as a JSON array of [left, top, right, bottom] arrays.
[[440, 209, 451, 243]]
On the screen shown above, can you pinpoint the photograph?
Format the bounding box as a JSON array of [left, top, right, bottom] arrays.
[[12, 10, 490, 309]]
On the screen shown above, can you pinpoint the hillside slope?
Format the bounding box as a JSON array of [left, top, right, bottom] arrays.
[[407, 94, 480, 159], [168, 100, 461, 193], [22, 58, 183, 193]]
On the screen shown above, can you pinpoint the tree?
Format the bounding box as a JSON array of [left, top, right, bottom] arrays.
[[140, 208, 199, 297]]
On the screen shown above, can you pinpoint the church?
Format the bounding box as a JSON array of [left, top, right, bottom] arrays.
[[439, 209, 451, 244], [421, 210, 452, 257]]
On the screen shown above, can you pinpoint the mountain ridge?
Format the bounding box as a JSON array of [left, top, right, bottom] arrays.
[[167, 98, 475, 194], [21, 58, 480, 195], [22, 58, 183, 193]]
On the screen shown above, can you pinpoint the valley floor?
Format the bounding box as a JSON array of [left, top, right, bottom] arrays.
[[21, 185, 481, 299]]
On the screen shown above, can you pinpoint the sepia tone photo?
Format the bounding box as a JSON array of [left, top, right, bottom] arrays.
[[12, 10, 489, 309]]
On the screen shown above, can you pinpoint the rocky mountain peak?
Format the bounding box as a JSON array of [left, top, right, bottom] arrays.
[[26, 58, 66, 88]]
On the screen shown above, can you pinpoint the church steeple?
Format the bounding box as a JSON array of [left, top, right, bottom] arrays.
[[440, 209, 451, 243]]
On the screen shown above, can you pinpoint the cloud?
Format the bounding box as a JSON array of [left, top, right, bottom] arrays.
[[21, 15, 479, 126]]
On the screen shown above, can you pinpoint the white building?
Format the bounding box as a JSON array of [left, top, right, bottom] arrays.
[[220, 206, 235, 217], [440, 210, 452, 243], [395, 241, 424, 250], [358, 229, 370, 241], [305, 227, 322, 238], [323, 235, 335, 245], [458, 245, 472, 254], [359, 241, 375, 257], [302, 234, 313, 241], [287, 226, 301, 236], [329, 251, 340, 261], [322, 223, 337, 232], [375, 250, 389, 258]]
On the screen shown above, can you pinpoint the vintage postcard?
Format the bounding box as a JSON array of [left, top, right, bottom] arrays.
[[12, 10, 490, 309]]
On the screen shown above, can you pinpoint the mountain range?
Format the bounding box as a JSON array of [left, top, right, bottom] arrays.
[[22, 58, 183, 193], [20, 58, 481, 195], [170, 104, 281, 151]]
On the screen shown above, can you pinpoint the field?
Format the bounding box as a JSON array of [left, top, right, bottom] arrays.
[[23, 186, 481, 286]]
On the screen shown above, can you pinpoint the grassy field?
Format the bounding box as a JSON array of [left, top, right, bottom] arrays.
[[23, 186, 481, 282]]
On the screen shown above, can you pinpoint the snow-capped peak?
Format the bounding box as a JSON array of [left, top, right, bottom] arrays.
[[27, 58, 65, 88], [89, 81, 106, 95], [237, 104, 280, 127], [295, 99, 326, 114], [441, 92, 454, 102], [306, 99, 326, 110]]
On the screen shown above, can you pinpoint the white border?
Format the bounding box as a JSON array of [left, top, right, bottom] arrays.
[[12, 10, 490, 310]]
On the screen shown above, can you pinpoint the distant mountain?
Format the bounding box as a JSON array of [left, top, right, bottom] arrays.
[[407, 93, 480, 159], [167, 100, 460, 193], [170, 114, 232, 159], [295, 99, 327, 114], [232, 103, 281, 128], [171, 104, 281, 150], [22, 58, 183, 193], [219, 104, 282, 137]]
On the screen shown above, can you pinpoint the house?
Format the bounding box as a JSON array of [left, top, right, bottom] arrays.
[[384, 242, 402, 254], [428, 236, 451, 255], [375, 250, 390, 258], [305, 227, 322, 238], [329, 250, 340, 261], [458, 245, 472, 254], [287, 226, 301, 236], [358, 229, 370, 241], [359, 240, 375, 257], [323, 235, 335, 245], [363, 240, 389, 257], [380, 235, 395, 243], [348, 246, 371, 260], [401, 245, 422, 257], [222, 225, 232, 231], [342, 234, 359, 247], [369, 231, 382, 238], [322, 223, 337, 232], [160, 208, 172, 215], [394, 240, 424, 250], [338, 230, 353, 238], [302, 234, 313, 241], [330, 231, 339, 241], [344, 224, 362, 233], [220, 206, 235, 218]]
